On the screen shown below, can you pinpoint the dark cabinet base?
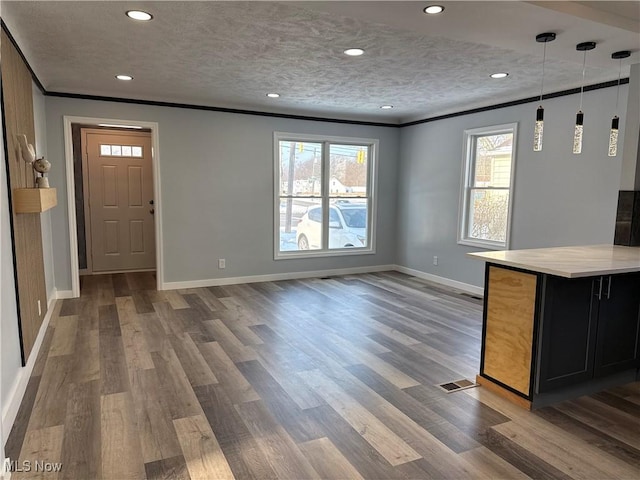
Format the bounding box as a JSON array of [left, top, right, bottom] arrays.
[[537, 275, 598, 393], [480, 263, 640, 409], [594, 273, 640, 376], [531, 369, 639, 409], [478, 369, 639, 410]]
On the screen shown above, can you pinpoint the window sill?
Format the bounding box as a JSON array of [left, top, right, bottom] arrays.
[[458, 238, 508, 251], [275, 247, 376, 260]]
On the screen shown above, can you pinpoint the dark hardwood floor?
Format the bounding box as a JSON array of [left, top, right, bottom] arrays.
[[5, 271, 640, 479]]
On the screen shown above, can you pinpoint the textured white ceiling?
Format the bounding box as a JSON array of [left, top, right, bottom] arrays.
[[2, 1, 639, 123]]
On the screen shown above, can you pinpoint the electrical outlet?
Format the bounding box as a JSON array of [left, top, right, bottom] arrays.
[[37, 300, 41, 316], [433, 256, 438, 266], [218, 258, 226, 269]]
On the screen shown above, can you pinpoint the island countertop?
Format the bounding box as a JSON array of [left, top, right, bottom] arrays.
[[467, 244, 640, 278]]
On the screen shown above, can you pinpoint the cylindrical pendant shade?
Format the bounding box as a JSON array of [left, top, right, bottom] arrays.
[[573, 111, 584, 154], [534, 106, 544, 151], [608, 116, 619, 157], [533, 33, 555, 154]]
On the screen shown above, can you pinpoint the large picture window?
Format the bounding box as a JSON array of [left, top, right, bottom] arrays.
[[458, 123, 517, 249], [274, 132, 377, 258]]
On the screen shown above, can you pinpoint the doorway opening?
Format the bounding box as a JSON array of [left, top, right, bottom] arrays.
[[63, 117, 163, 297]]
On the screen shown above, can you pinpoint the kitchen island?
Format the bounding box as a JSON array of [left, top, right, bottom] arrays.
[[468, 245, 640, 409]]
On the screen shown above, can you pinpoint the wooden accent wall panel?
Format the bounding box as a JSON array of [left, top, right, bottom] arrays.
[[483, 266, 537, 396], [2, 29, 49, 362]]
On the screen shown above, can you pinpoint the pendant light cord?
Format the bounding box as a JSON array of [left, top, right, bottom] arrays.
[[615, 59, 622, 111], [540, 41, 547, 101], [579, 50, 587, 110]]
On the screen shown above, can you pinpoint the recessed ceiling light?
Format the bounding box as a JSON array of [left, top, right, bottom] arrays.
[[115, 74, 133, 81], [344, 48, 364, 57], [266, 93, 280, 98], [490, 72, 509, 79], [380, 105, 394, 110], [126, 10, 153, 21], [424, 5, 445, 15]]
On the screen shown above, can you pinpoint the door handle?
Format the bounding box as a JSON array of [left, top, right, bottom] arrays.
[[149, 200, 154, 205], [150, 208, 155, 215], [595, 277, 603, 300], [606, 275, 612, 299]]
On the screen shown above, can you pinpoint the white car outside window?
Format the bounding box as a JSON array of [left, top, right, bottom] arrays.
[[296, 203, 368, 250]]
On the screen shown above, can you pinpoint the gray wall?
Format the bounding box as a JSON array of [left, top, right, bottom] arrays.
[[397, 85, 629, 287], [44, 97, 400, 291], [44, 84, 629, 292]]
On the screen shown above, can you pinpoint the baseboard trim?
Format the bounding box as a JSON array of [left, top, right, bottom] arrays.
[[160, 264, 483, 295], [1, 296, 56, 449], [393, 265, 484, 296], [161, 264, 396, 290], [55, 290, 74, 299]]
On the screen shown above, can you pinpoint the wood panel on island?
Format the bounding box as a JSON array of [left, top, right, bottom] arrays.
[[469, 245, 640, 409]]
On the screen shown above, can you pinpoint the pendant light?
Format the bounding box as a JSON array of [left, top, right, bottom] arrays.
[[533, 32, 556, 152], [608, 50, 630, 157], [573, 41, 596, 155]]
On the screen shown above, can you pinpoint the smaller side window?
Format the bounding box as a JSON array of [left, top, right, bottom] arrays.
[[458, 123, 517, 250]]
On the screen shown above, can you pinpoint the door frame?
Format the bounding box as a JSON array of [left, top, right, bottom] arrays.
[[80, 128, 155, 275], [63, 116, 164, 297]]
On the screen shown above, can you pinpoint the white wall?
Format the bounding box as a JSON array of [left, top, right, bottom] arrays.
[[0, 94, 21, 464], [397, 85, 629, 287], [45, 97, 401, 291], [0, 93, 7, 475]]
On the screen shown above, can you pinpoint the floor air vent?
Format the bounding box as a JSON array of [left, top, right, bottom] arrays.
[[436, 379, 478, 393]]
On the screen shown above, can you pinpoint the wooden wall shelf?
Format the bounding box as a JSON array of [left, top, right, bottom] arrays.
[[13, 188, 57, 213]]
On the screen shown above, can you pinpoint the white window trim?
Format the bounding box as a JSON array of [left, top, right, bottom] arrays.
[[273, 132, 378, 260], [457, 122, 518, 250]]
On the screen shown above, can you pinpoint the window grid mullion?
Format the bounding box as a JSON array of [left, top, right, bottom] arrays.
[[321, 141, 330, 250]]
